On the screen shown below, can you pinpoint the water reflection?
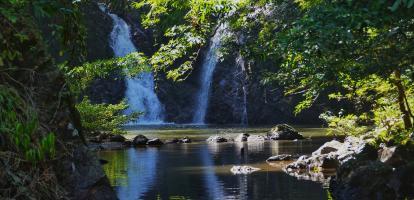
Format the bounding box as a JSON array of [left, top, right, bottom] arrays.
[[100, 131, 331, 200], [101, 148, 159, 200], [200, 147, 226, 199]]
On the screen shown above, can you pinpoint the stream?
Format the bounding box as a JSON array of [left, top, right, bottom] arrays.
[[99, 126, 331, 200]]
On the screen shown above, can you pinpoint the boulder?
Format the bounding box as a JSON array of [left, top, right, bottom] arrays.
[[312, 140, 342, 156], [234, 133, 250, 142], [147, 138, 163, 146], [247, 135, 266, 142], [285, 136, 373, 176], [266, 154, 294, 162], [109, 134, 126, 142], [268, 124, 304, 140], [230, 166, 261, 175], [133, 135, 148, 146], [206, 136, 228, 143]]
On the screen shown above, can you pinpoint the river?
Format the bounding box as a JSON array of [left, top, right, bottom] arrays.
[[99, 126, 331, 200]]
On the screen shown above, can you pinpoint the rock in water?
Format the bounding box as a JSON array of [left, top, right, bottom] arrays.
[[109, 134, 126, 142], [180, 136, 191, 143], [247, 135, 267, 142], [206, 136, 228, 143], [234, 133, 250, 142], [147, 138, 164, 146], [268, 124, 304, 140], [231, 166, 261, 175], [266, 154, 294, 162], [133, 134, 148, 146]]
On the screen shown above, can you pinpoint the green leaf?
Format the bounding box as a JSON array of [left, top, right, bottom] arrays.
[[389, 0, 402, 11]]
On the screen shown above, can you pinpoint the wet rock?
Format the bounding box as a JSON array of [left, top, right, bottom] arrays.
[[268, 124, 304, 140], [266, 154, 294, 162], [378, 146, 403, 166], [247, 135, 267, 142], [133, 134, 148, 146], [285, 136, 375, 183], [165, 138, 180, 144], [234, 133, 250, 142], [147, 138, 163, 146], [181, 136, 191, 143], [123, 140, 133, 147], [311, 140, 342, 157], [109, 134, 126, 142], [331, 160, 395, 200], [230, 166, 261, 174], [206, 136, 228, 143], [166, 137, 192, 144]]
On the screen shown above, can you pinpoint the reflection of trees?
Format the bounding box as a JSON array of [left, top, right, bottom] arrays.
[[101, 148, 159, 200], [101, 150, 129, 186]]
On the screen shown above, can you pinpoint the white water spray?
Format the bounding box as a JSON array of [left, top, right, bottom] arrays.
[[236, 54, 248, 125], [192, 24, 228, 124], [99, 5, 164, 124]]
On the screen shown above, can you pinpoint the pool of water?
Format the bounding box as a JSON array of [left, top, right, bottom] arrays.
[[99, 126, 331, 200]]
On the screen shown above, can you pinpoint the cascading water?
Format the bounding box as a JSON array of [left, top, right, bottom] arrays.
[[192, 24, 228, 124], [99, 5, 164, 124], [236, 54, 248, 125]]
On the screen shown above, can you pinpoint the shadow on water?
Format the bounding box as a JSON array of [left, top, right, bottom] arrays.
[[99, 127, 330, 200]]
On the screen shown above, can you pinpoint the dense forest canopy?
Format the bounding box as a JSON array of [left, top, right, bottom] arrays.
[[116, 0, 414, 143]]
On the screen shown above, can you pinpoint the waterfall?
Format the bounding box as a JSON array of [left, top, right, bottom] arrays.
[[236, 54, 248, 125], [99, 5, 164, 124], [192, 24, 228, 124]]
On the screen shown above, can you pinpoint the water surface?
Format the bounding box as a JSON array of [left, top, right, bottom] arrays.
[[100, 126, 330, 200]]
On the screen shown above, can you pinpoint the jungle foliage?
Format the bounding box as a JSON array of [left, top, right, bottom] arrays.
[[132, 0, 414, 144]]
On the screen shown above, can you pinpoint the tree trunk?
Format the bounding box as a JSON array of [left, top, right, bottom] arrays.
[[394, 69, 412, 129]]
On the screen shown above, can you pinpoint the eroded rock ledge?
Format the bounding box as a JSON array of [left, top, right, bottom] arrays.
[[281, 136, 414, 199]]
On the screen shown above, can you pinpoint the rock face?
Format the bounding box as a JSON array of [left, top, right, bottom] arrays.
[[331, 144, 414, 200], [61, 145, 118, 200], [282, 135, 414, 199], [230, 166, 261, 175], [133, 135, 149, 146], [268, 124, 304, 140], [206, 136, 228, 143]]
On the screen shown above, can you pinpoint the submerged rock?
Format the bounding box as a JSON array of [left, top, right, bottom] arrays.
[[234, 133, 250, 142], [230, 166, 261, 175], [147, 138, 164, 146], [133, 135, 149, 146], [206, 136, 228, 143], [268, 124, 304, 140]]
